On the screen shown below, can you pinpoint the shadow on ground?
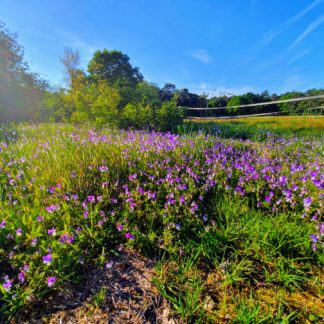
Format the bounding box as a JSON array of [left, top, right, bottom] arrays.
[[14, 251, 176, 324]]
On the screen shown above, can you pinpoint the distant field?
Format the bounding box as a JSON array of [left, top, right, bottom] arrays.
[[187, 115, 324, 130]]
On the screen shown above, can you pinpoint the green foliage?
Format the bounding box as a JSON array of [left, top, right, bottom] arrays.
[[226, 92, 272, 116], [41, 90, 73, 122], [279, 89, 324, 115], [70, 80, 120, 125], [159, 83, 177, 102], [88, 49, 143, 89], [226, 95, 243, 115], [278, 92, 304, 114], [133, 81, 161, 107], [157, 100, 183, 132], [0, 22, 46, 122], [120, 103, 153, 129]]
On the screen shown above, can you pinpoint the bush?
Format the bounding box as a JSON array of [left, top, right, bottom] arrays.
[[157, 100, 183, 132], [120, 103, 153, 129]]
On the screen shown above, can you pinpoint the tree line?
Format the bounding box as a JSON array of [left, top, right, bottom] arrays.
[[0, 22, 323, 130]]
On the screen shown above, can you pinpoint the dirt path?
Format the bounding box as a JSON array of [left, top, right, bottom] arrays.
[[14, 251, 175, 324]]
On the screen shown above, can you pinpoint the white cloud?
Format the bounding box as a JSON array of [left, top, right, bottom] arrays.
[[288, 15, 324, 50], [191, 82, 255, 97], [190, 49, 213, 64]]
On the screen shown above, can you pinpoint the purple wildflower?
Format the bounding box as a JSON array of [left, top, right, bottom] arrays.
[[47, 227, 56, 236], [102, 182, 109, 188], [147, 191, 156, 200], [320, 223, 324, 236], [179, 195, 186, 205], [87, 195, 95, 203], [99, 165, 108, 172], [310, 234, 318, 243], [47, 277, 56, 287], [46, 205, 59, 213], [125, 232, 134, 240], [0, 220, 6, 228], [18, 271, 26, 283], [2, 277, 12, 291], [303, 197, 312, 210], [42, 253, 52, 265], [128, 173, 137, 181], [190, 202, 198, 214], [105, 261, 113, 269]]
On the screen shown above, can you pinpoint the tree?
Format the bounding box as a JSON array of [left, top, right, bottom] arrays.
[[87, 49, 143, 107], [278, 91, 304, 114], [0, 22, 46, 122], [226, 96, 243, 115], [226, 92, 273, 115], [157, 99, 183, 132], [71, 80, 120, 125], [88, 49, 143, 87], [42, 89, 72, 122], [120, 103, 153, 129], [159, 83, 177, 102], [133, 81, 161, 107], [59, 47, 81, 89], [176, 88, 206, 107]]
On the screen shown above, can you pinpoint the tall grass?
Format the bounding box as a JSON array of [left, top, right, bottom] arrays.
[[0, 122, 323, 322]]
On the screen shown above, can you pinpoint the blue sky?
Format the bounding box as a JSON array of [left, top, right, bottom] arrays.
[[1, 0, 324, 95]]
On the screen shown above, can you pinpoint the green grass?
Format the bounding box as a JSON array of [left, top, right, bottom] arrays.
[[182, 115, 324, 140], [0, 122, 323, 322], [154, 195, 323, 322]]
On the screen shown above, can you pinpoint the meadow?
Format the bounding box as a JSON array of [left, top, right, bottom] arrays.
[[0, 119, 323, 322], [184, 115, 324, 139]]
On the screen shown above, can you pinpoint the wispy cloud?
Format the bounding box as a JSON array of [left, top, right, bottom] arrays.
[[260, 0, 322, 48], [280, 74, 305, 92], [288, 15, 324, 50], [240, 54, 258, 67], [190, 49, 213, 64], [286, 50, 310, 66], [54, 29, 103, 60], [241, 0, 323, 66]]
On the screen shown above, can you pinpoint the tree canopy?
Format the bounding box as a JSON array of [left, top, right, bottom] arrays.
[[0, 22, 46, 122], [88, 49, 143, 87]]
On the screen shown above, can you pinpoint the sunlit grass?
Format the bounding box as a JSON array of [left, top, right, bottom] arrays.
[[187, 115, 324, 130], [0, 123, 323, 322]]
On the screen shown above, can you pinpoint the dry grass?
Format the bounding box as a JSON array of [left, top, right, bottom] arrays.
[[12, 250, 175, 324]]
